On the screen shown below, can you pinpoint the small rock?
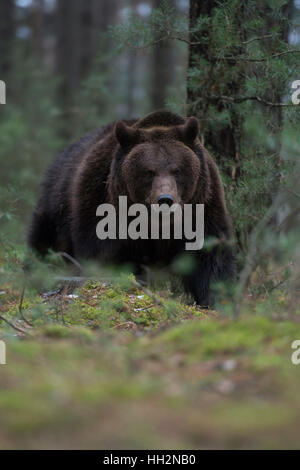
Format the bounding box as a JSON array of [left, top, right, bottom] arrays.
[[223, 359, 237, 371]]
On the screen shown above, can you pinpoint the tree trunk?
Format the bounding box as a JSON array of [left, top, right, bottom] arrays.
[[187, 0, 244, 181], [0, 0, 15, 81], [264, 1, 293, 198], [31, 0, 44, 63], [56, 0, 94, 137], [56, 0, 118, 137], [151, 0, 174, 110]]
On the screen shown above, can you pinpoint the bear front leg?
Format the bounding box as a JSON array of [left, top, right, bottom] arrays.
[[183, 253, 213, 307], [183, 245, 236, 307]]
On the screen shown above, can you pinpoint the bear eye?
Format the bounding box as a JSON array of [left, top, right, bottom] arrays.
[[172, 169, 182, 177]]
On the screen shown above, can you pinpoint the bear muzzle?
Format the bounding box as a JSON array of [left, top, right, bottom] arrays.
[[157, 194, 174, 207]]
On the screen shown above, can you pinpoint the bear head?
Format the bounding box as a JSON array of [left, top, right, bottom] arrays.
[[110, 111, 208, 208]]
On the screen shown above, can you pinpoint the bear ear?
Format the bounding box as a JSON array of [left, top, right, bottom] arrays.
[[177, 117, 199, 145], [114, 121, 141, 151]]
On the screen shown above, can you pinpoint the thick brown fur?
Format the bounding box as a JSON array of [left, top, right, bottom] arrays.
[[28, 110, 235, 306]]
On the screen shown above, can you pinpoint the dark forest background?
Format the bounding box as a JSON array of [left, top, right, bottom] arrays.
[[0, 0, 189, 251], [1, 0, 299, 293]]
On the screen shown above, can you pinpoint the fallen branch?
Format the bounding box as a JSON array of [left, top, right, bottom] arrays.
[[0, 314, 28, 335], [208, 94, 295, 107], [18, 284, 33, 327], [112, 321, 136, 329]]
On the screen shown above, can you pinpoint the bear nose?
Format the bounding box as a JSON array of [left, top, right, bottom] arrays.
[[157, 194, 174, 207]]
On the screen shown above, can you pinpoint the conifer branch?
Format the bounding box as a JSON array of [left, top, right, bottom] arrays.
[[241, 34, 273, 45], [208, 95, 296, 107], [219, 49, 300, 62]]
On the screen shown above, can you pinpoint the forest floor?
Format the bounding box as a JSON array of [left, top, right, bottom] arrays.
[[0, 261, 300, 449]]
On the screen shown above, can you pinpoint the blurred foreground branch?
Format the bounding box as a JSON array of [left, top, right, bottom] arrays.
[[234, 196, 282, 317]]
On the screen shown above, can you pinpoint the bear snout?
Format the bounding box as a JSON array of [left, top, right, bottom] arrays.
[[157, 194, 174, 207], [150, 175, 179, 205]]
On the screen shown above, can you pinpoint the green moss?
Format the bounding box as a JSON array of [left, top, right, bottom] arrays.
[[41, 324, 95, 343], [1, 273, 300, 448]]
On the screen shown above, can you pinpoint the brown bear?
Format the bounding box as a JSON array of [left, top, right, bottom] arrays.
[[28, 110, 235, 306]]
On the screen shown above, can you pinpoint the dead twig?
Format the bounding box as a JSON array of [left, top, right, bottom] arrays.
[[112, 321, 136, 330], [126, 34, 203, 50], [208, 94, 296, 107], [242, 34, 273, 45], [0, 314, 28, 335], [269, 278, 288, 293], [285, 188, 300, 199], [218, 49, 300, 62], [139, 304, 155, 311], [60, 286, 67, 325], [133, 280, 165, 308], [18, 284, 33, 327], [57, 252, 82, 272], [277, 205, 300, 233]]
